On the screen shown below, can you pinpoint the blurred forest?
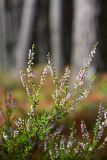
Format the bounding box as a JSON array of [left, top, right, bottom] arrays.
[[0, 0, 107, 75]]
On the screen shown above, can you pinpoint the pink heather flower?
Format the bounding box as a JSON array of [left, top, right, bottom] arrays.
[[97, 125, 104, 140], [28, 72, 36, 77], [74, 66, 87, 89], [40, 66, 49, 85], [104, 111, 107, 119], [81, 121, 89, 140], [74, 43, 97, 89], [20, 71, 25, 87]]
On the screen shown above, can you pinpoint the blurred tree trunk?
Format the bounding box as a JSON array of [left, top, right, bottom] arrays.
[[99, 0, 107, 72], [15, 0, 37, 72], [62, 0, 73, 66], [0, 0, 7, 71], [5, 0, 22, 69], [35, 0, 50, 64], [49, 0, 63, 73], [71, 0, 99, 82]]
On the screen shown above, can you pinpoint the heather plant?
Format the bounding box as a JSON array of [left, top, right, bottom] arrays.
[[0, 43, 107, 160], [44, 104, 107, 160]]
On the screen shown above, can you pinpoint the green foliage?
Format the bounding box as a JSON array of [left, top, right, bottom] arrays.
[[0, 43, 107, 160], [45, 105, 107, 160]]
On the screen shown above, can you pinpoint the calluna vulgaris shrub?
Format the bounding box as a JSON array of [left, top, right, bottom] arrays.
[[0, 43, 107, 160]]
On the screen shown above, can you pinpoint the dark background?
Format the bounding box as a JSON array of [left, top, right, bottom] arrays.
[[0, 0, 107, 74]]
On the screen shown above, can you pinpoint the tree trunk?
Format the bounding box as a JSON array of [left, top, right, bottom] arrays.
[[99, 0, 107, 72], [49, 0, 63, 73], [5, 0, 20, 69], [14, 0, 37, 72], [0, 0, 7, 71], [36, 0, 50, 64], [71, 0, 99, 82]]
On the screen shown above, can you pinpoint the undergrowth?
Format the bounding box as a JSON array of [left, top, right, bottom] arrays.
[[0, 43, 107, 160]]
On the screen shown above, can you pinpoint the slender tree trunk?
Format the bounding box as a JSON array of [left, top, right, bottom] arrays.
[[36, 0, 50, 64], [49, 0, 63, 73], [0, 0, 7, 71], [99, 0, 107, 72], [62, 0, 73, 66], [5, 1, 19, 68], [71, 0, 99, 82], [14, 0, 37, 72]]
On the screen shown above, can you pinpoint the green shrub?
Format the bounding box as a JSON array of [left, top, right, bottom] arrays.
[[0, 43, 107, 160]]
